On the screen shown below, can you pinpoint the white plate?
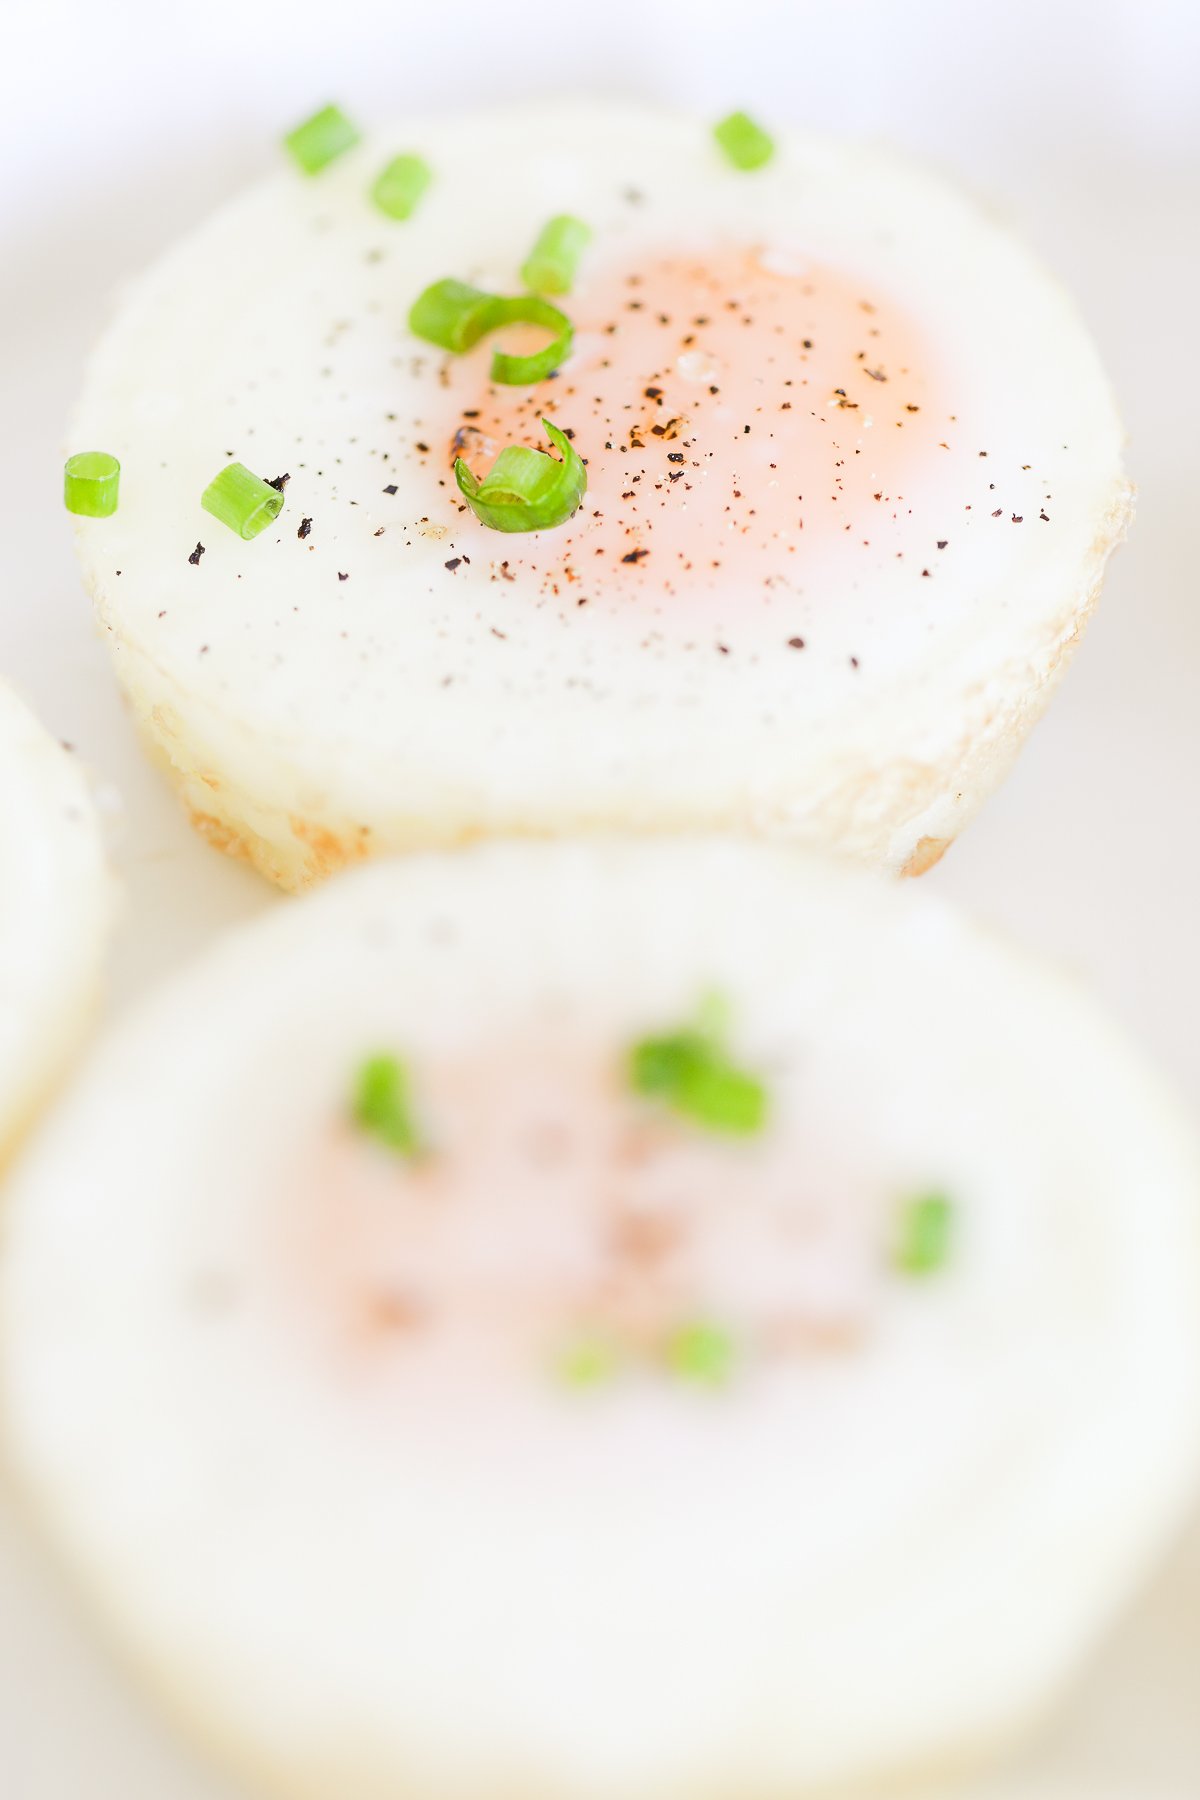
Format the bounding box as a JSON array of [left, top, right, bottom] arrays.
[[2, 0, 1199, 1791]]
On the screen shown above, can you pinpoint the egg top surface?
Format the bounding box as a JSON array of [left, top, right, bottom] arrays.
[[73, 102, 1125, 813], [0, 680, 111, 1154], [3, 840, 1196, 1798]]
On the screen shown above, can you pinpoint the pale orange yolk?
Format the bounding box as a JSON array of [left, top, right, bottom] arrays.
[[437, 248, 950, 612], [275, 1035, 882, 1389]]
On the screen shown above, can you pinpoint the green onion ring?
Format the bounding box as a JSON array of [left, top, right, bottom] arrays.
[[713, 109, 776, 172], [484, 295, 574, 385], [520, 214, 592, 295], [407, 279, 502, 353], [201, 462, 285, 540], [352, 1053, 422, 1158], [283, 104, 360, 175], [408, 281, 573, 384], [370, 153, 432, 221], [454, 418, 586, 534], [63, 451, 120, 518], [893, 1192, 955, 1276]]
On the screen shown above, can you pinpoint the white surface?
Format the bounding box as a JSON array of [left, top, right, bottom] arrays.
[[1, 0, 1199, 1794]]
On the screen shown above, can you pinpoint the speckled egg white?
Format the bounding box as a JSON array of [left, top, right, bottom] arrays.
[[0, 679, 112, 1163], [69, 101, 1128, 888], [3, 840, 1196, 1800]]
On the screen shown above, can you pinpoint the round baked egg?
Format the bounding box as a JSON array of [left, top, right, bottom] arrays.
[[3, 839, 1196, 1800], [0, 678, 112, 1164], [70, 101, 1130, 887]]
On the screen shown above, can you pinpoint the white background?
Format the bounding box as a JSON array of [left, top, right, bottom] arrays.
[[1, 1, 1198, 1793]]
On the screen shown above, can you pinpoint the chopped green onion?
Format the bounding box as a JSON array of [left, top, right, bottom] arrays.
[[371, 153, 432, 221], [284, 104, 360, 175], [676, 1058, 765, 1135], [556, 1333, 621, 1390], [201, 462, 285, 540], [629, 1015, 767, 1137], [485, 295, 574, 385], [352, 1054, 421, 1158], [63, 451, 120, 518], [520, 214, 592, 295], [408, 278, 502, 353], [695, 988, 733, 1041], [665, 1321, 737, 1387], [409, 281, 573, 383], [455, 418, 586, 534], [630, 1030, 708, 1100], [893, 1192, 955, 1276], [713, 110, 776, 172]]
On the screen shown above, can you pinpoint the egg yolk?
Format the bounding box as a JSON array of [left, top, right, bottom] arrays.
[[438, 248, 949, 608], [277, 1034, 879, 1390]]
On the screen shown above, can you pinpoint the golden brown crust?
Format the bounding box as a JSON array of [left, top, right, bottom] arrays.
[[290, 815, 372, 882], [901, 835, 952, 878], [185, 806, 255, 865]]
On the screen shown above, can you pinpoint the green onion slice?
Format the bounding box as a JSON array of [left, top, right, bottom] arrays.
[[520, 214, 592, 295], [556, 1332, 622, 1390], [665, 1321, 737, 1387], [484, 295, 574, 385], [455, 418, 586, 534], [629, 1008, 767, 1137], [713, 110, 776, 172], [63, 451, 120, 518], [893, 1192, 955, 1276], [371, 153, 432, 221], [200, 462, 285, 540], [408, 282, 573, 383], [408, 278, 502, 353], [352, 1053, 422, 1158], [284, 103, 360, 175]]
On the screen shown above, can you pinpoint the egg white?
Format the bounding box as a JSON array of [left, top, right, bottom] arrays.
[[2, 839, 1195, 1800], [0, 679, 112, 1163], [70, 101, 1128, 888]]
